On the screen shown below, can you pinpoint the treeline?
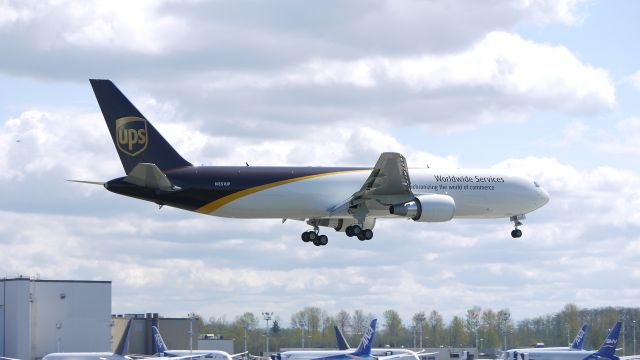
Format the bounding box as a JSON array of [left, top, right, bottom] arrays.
[[199, 304, 640, 355]]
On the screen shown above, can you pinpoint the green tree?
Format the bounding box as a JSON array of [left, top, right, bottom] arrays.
[[272, 319, 281, 334], [428, 310, 445, 347], [449, 315, 468, 347], [336, 310, 352, 334], [383, 309, 404, 346], [481, 309, 499, 349]]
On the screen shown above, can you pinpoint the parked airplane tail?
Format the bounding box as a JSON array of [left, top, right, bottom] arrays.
[[587, 321, 621, 360], [89, 79, 192, 174], [152, 326, 169, 354], [114, 319, 133, 356], [570, 324, 588, 350], [334, 325, 351, 351], [351, 319, 377, 357]]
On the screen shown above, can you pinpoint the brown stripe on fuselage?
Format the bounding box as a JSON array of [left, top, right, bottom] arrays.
[[195, 169, 367, 214]]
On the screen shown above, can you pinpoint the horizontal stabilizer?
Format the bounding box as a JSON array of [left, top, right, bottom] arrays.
[[67, 180, 105, 186], [124, 163, 180, 191]]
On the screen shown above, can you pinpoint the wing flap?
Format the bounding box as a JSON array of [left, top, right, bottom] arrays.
[[328, 152, 415, 219], [357, 152, 414, 205]]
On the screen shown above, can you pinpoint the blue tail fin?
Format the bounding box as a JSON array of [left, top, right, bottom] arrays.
[[152, 326, 169, 354], [89, 79, 192, 174], [334, 325, 351, 351], [114, 319, 133, 356], [351, 319, 376, 357], [570, 324, 588, 350], [591, 321, 621, 360]]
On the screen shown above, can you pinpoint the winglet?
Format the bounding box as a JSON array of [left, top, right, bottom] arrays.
[[152, 326, 169, 354], [335, 325, 351, 351], [570, 324, 588, 350], [352, 319, 376, 357], [114, 318, 133, 356]]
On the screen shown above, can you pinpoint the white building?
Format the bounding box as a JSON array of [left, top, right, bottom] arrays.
[[1, 277, 112, 360]]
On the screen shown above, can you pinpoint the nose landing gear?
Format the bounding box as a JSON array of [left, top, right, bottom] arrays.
[[510, 215, 525, 238]]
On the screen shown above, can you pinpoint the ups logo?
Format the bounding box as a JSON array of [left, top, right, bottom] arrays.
[[116, 117, 148, 156]]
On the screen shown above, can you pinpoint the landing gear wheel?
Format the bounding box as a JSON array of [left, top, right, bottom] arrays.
[[511, 229, 522, 238], [318, 235, 328, 246], [346, 225, 354, 237], [351, 225, 362, 236], [312, 238, 321, 246], [302, 231, 318, 242], [363, 229, 373, 240], [357, 233, 366, 241]]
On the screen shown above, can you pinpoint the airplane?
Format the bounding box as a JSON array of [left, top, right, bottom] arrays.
[[152, 326, 245, 360], [503, 324, 589, 360], [334, 326, 350, 351], [508, 321, 621, 360], [274, 319, 379, 360], [333, 325, 435, 358], [42, 319, 133, 360], [78, 79, 550, 246]]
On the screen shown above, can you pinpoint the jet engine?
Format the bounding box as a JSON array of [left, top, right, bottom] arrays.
[[389, 194, 455, 222]]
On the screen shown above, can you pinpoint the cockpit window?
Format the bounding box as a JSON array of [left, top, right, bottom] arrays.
[[534, 181, 540, 188]]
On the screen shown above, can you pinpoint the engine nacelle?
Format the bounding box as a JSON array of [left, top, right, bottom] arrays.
[[389, 194, 455, 222], [309, 218, 376, 232]]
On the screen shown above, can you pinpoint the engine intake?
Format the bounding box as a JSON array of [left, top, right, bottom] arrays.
[[389, 194, 455, 222]]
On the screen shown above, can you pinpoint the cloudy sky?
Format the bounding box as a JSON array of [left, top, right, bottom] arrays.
[[1, 0, 640, 325]]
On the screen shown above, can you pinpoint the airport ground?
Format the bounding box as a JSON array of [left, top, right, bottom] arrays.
[[2, 277, 639, 360]]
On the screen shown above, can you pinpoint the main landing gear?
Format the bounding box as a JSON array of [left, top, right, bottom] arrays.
[[345, 224, 373, 241], [510, 215, 524, 238], [301, 230, 328, 246]]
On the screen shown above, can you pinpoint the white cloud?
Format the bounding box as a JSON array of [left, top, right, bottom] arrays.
[[626, 69, 640, 91], [0, 0, 186, 54], [0, 109, 120, 182], [3, 0, 639, 323], [170, 31, 614, 133], [596, 117, 640, 154], [0, 1, 34, 27]]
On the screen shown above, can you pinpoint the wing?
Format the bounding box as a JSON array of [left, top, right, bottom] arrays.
[[354, 152, 414, 205], [329, 152, 415, 217]]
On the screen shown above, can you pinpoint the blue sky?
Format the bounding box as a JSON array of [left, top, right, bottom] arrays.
[[1, 0, 639, 326]]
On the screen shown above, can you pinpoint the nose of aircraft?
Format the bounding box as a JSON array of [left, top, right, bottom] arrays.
[[537, 186, 550, 207]]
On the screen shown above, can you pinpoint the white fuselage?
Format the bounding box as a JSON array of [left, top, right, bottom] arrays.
[[279, 349, 418, 360], [42, 353, 131, 360], [210, 169, 549, 219], [279, 350, 351, 360], [162, 350, 232, 360], [504, 348, 584, 360], [514, 350, 595, 360]]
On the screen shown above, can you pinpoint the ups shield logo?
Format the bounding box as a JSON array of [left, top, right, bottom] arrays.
[[116, 117, 148, 156]]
